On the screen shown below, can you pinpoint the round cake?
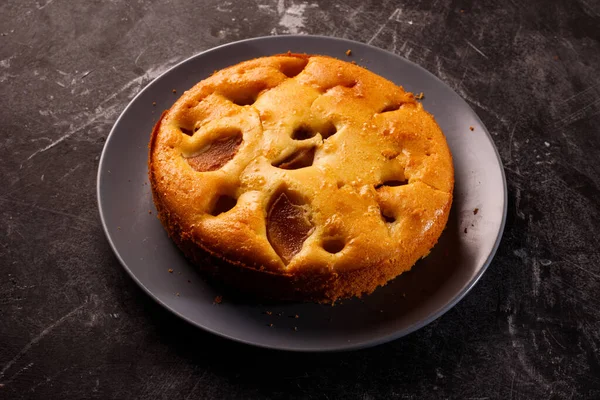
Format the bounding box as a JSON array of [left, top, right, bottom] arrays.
[[148, 53, 454, 303]]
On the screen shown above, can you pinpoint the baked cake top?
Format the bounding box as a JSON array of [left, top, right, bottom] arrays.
[[149, 54, 453, 275]]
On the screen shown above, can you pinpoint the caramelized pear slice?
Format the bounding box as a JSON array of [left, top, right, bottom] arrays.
[[273, 147, 315, 170], [186, 134, 242, 172], [267, 192, 313, 264]]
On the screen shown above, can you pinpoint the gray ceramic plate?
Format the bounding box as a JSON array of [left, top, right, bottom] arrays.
[[97, 36, 506, 351]]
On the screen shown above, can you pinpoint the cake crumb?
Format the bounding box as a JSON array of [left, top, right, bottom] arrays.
[[148, 210, 152, 214], [294, 314, 299, 319], [214, 295, 223, 304], [415, 92, 425, 100], [172, 89, 177, 94], [293, 326, 298, 331], [553, 55, 559, 61], [152, 101, 156, 106], [265, 311, 273, 316], [464, 227, 468, 233], [345, 49, 352, 56], [469, 126, 475, 131], [460, 9, 465, 13], [381, 149, 399, 159], [473, 208, 479, 215], [176, 292, 180, 297], [351, 61, 357, 65], [268, 323, 274, 328], [168, 268, 173, 273]]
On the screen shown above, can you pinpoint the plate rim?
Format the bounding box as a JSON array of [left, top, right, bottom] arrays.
[[97, 34, 508, 352]]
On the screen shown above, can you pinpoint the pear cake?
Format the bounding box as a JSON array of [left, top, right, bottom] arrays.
[[148, 53, 454, 303]]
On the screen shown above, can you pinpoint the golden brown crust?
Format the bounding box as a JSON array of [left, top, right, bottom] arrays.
[[149, 54, 454, 303]]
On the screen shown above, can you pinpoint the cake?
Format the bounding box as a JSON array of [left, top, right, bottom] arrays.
[[148, 53, 454, 303]]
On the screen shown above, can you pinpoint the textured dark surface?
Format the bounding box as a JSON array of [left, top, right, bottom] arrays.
[[1, 0, 599, 398]]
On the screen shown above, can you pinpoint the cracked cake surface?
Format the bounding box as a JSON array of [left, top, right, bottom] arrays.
[[148, 53, 454, 303]]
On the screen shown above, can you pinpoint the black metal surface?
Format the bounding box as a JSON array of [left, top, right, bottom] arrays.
[[1, 0, 599, 398]]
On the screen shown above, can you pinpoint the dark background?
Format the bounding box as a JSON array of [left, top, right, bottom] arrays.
[[1, 0, 599, 398]]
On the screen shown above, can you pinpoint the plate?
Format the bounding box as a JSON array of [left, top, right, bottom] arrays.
[[97, 35, 506, 351]]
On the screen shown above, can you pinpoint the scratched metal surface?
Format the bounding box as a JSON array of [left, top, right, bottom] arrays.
[[0, 0, 599, 399]]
